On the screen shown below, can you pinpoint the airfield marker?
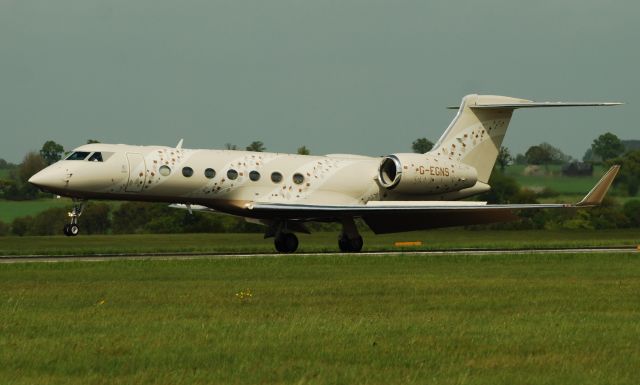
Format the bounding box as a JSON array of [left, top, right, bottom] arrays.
[[394, 241, 423, 247]]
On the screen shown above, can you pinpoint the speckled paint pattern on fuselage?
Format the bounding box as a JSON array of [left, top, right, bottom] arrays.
[[47, 143, 383, 213]]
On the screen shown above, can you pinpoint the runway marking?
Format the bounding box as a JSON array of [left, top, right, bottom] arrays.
[[0, 247, 637, 264]]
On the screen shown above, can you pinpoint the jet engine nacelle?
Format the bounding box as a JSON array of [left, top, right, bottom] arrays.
[[378, 153, 478, 195]]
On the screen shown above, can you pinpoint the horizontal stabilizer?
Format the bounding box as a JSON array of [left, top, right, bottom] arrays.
[[448, 101, 622, 109]]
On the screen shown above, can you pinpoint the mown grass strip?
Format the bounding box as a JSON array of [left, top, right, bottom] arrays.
[[1, 252, 639, 384]]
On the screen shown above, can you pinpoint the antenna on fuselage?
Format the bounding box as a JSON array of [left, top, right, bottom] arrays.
[[176, 138, 184, 149]]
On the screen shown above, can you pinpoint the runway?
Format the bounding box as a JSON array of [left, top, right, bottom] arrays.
[[0, 246, 637, 263]]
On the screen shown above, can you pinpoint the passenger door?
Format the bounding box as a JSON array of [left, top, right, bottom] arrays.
[[126, 153, 146, 192]]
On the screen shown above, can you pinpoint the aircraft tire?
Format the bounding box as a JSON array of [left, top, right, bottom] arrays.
[[338, 234, 363, 253], [63, 224, 71, 236], [275, 233, 298, 253], [69, 224, 80, 237]]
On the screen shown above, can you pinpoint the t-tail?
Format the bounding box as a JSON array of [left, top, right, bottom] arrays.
[[432, 94, 622, 183]]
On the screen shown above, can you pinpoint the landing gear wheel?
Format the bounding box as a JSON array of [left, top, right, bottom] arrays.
[[338, 234, 363, 253], [69, 224, 80, 236], [62, 199, 85, 237], [274, 233, 299, 253]]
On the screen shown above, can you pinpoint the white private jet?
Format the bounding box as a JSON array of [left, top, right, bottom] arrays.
[[29, 94, 621, 252]]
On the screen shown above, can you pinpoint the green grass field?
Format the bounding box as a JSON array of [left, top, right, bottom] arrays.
[[1, 229, 639, 256], [505, 164, 608, 194], [0, 198, 72, 223], [1, 252, 639, 384]]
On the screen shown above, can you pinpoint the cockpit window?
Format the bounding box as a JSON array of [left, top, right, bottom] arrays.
[[88, 152, 103, 162], [65, 152, 90, 160]]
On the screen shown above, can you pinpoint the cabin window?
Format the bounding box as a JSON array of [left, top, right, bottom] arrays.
[[182, 167, 194, 177], [65, 151, 90, 160], [159, 165, 171, 176], [204, 168, 216, 179], [88, 152, 103, 162], [227, 169, 238, 180], [293, 173, 304, 184], [249, 171, 260, 181], [271, 172, 283, 183]]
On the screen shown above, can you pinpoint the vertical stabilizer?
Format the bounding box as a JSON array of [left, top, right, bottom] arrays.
[[433, 94, 528, 183], [433, 94, 621, 184]]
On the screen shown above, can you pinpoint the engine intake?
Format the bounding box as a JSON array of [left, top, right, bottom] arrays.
[[378, 153, 478, 195]]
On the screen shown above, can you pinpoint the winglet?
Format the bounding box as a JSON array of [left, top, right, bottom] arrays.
[[176, 138, 184, 149], [576, 165, 620, 206]]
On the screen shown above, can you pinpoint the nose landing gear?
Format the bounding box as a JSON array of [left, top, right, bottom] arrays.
[[63, 200, 85, 237]]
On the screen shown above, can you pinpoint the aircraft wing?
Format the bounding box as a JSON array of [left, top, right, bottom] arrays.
[[247, 166, 620, 234]]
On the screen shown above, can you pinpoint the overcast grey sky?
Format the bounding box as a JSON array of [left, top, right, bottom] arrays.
[[1, 0, 638, 162]]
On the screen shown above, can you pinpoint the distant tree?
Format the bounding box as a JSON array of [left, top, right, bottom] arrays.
[[525, 142, 569, 168], [11, 216, 31, 236], [14, 152, 47, 199], [514, 153, 527, 165], [0, 179, 16, 199], [110, 201, 250, 234], [297, 146, 310, 155], [592, 132, 625, 163], [246, 141, 266, 152], [525, 145, 552, 166], [588, 197, 630, 230], [480, 171, 520, 204], [0, 158, 16, 169], [224, 143, 238, 150], [81, 203, 112, 234], [39, 140, 65, 165], [18, 152, 46, 183], [539, 142, 570, 164], [6, 204, 112, 236], [609, 150, 640, 196], [87, 139, 100, 144], [582, 148, 600, 163], [623, 200, 640, 227], [23, 207, 67, 235], [496, 146, 513, 172], [411, 138, 434, 154]]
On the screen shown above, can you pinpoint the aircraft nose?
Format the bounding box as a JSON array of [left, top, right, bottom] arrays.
[[28, 167, 67, 191]]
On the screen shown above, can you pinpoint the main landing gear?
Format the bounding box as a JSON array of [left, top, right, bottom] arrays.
[[338, 233, 363, 252], [338, 218, 363, 252], [63, 200, 85, 237], [266, 218, 364, 253], [274, 232, 299, 253]]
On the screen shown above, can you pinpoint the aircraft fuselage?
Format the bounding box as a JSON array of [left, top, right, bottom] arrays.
[[29, 143, 488, 218]]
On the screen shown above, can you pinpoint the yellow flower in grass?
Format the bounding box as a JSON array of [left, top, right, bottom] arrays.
[[235, 289, 253, 303]]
